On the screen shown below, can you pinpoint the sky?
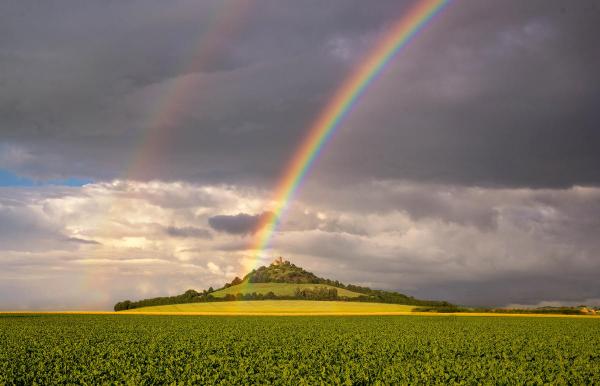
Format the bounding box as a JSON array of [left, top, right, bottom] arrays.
[[1, 0, 599, 310]]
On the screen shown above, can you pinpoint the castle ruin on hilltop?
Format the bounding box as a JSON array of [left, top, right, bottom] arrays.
[[272, 256, 289, 266]]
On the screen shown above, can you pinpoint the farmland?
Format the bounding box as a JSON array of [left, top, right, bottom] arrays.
[[1, 314, 599, 384], [123, 300, 415, 314]]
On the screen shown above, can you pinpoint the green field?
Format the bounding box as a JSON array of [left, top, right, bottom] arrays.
[[1, 314, 599, 384], [124, 300, 414, 314], [211, 282, 363, 298]]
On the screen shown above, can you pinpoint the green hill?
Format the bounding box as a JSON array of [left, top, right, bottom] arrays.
[[212, 281, 363, 298], [209, 258, 364, 298], [114, 257, 452, 311]]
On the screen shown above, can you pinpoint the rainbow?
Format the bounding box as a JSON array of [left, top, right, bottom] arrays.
[[126, 2, 250, 179], [82, 3, 251, 297], [246, 0, 450, 269]]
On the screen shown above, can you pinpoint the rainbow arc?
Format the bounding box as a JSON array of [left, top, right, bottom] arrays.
[[245, 0, 451, 271]]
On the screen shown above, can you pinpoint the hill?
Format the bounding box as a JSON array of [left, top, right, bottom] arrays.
[[114, 257, 452, 311], [211, 282, 363, 298]]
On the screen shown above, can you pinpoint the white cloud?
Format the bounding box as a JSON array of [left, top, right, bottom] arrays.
[[0, 180, 599, 309]]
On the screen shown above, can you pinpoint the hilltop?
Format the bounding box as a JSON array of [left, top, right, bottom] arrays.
[[114, 257, 451, 311], [243, 257, 323, 283], [211, 257, 364, 299]]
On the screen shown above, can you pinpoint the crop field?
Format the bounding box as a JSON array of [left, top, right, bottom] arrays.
[[123, 300, 415, 314], [1, 314, 600, 384], [212, 282, 363, 298]]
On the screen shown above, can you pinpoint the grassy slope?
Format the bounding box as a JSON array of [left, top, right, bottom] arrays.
[[124, 300, 416, 314], [211, 282, 363, 298]]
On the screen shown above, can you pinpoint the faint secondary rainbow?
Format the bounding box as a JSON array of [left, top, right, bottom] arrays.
[[126, 2, 250, 179], [245, 0, 450, 270], [84, 3, 250, 294]]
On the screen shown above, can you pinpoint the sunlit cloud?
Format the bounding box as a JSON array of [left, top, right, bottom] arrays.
[[0, 180, 599, 309]]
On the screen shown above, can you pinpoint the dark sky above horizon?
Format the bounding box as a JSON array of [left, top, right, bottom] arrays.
[[1, 0, 599, 310]]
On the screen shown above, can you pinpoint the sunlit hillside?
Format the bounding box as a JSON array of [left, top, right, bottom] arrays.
[[123, 300, 416, 314], [211, 281, 363, 298]]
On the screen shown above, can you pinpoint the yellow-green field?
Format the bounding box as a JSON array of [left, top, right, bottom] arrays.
[[2, 314, 600, 384], [123, 300, 415, 314], [211, 282, 362, 298]]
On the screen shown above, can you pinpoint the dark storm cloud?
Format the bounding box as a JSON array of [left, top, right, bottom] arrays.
[[1, 0, 598, 187], [410, 273, 600, 308], [0, 0, 393, 182], [309, 1, 600, 188], [208, 212, 272, 235]]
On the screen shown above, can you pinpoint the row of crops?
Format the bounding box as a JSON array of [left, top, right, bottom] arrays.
[[1, 314, 599, 384]]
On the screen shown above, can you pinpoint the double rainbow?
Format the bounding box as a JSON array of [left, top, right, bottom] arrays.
[[247, 0, 450, 268]]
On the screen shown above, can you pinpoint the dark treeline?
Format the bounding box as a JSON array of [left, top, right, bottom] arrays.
[[294, 287, 338, 300], [349, 292, 450, 307], [490, 308, 586, 315], [414, 306, 592, 315], [114, 289, 215, 311], [115, 289, 334, 311]]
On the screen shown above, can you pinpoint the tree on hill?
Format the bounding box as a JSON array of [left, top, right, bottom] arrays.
[[245, 260, 321, 284], [294, 287, 338, 300]]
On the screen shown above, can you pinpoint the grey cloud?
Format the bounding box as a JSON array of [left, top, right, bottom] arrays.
[[165, 226, 211, 239], [267, 208, 369, 235], [208, 212, 272, 235], [65, 237, 101, 245], [411, 272, 600, 308], [0, 256, 228, 311], [269, 182, 600, 307], [0, 203, 69, 251], [211, 239, 250, 252], [299, 181, 501, 231]]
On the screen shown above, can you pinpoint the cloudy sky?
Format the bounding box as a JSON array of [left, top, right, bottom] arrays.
[[1, 0, 599, 310]]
